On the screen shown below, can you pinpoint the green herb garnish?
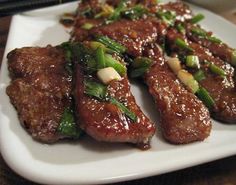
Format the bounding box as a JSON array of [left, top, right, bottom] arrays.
[[190, 13, 205, 24], [175, 38, 193, 52], [104, 54, 127, 76], [157, 10, 176, 26], [193, 70, 206, 81], [130, 57, 152, 78], [58, 108, 81, 138], [108, 0, 128, 22], [84, 80, 137, 122], [109, 97, 137, 121], [96, 36, 127, 54], [96, 47, 106, 69], [209, 63, 226, 77], [196, 87, 215, 109], [122, 5, 147, 20], [186, 55, 200, 68], [176, 23, 185, 34], [84, 80, 107, 100]]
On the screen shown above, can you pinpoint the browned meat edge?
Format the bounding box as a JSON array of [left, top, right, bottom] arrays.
[[6, 46, 72, 142]]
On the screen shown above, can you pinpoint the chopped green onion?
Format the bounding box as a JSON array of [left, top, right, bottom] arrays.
[[96, 36, 127, 54], [157, 10, 176, 26], [104, 54, 126, 76], [81, 23, 94, 30], [109, 97, 137, 122], [186, 55, 200, 68], [130, 67, 148, 78], [190, 13, 205, 24], [122, 5, 147, 20], [194, 70, 206, 81], [58, 108, 81, 138], [175, 38, 193, 52], [176, 23, 185, 34], [207, 36, 222, 44], [96, 47, 106, 69], [231, 49, 236, 66], [108, 0, 127, 22], [84, 80, 107, 100], [191, 27, 207, 37], [60, 42, 73, 75], [209, 63, 226, 77], [132, 57, 152, 68], [130, 57, 152, 78], [88, 41, 112, 53], [196, 87, 215, 109], [84, 80, 137, 122]]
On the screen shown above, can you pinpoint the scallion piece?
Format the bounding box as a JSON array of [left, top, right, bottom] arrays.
[[207, 36, 222, 44], [186, 55, 200, 68], [84, 80, 107, 100], [109, 97, 137, 122], [190, 13, 205, 24], [191, 27, 207, 37], [81, 23, 94, 30], [96, 36, 127, 54], [175, 38, 193, 52], [58, 108, 81, 138], [209, 63, 226, 77], [132, 57, 152, 68], [108, 0, 127, 21], [122, 5, 147, 20], [157, 10, 176, 26], [194, 70, 206, 81], [96, 47, 106, 69], [231, 49, 236, 66], [176, 23, 185, 34], [104, 54, 126, 76], [130, 67, 148, 78], [196, 87, 215, 109]]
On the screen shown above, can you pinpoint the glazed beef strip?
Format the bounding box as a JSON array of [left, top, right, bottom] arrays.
[[6, 46, 73, 142], [166, 27, 236, 123], [90, 18, 212, 143], [74, 46, 155, 147], [183, 23, 236, 67]]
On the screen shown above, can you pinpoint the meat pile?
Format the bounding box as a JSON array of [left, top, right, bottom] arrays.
[[6, 0, 236, 148]]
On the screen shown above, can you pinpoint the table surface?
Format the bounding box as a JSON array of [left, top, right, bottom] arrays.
[[1, 11, 236, 185]]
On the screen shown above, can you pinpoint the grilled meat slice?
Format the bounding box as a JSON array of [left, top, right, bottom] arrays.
[[7, 46, 67, 79], [91, 18, 166, 56], [166, 28, 236, 123], [6, 46, 72, 142], [75, 63, 155, 146], [144, 44, 211, 143], [184, 23, 236, 67], [90, 18, 212, 143]]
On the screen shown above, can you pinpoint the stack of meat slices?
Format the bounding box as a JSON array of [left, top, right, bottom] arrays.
[[6, 46, 72, 142], [6, 0, 236, 148]]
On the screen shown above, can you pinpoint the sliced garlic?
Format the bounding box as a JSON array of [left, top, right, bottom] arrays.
[[97, 67, 122, 85]]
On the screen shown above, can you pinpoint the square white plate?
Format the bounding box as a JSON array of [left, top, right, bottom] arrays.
[[0, 1, 236, 185]]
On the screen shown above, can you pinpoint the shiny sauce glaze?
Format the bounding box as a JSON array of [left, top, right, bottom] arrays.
[[75, 63, 155, 145], [166, 28, 236, 123]]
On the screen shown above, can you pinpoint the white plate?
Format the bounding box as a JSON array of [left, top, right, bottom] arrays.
[[0, 2, 236, 185]]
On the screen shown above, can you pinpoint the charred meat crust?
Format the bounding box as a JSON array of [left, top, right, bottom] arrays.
[[6, 46, 72, 142], [75, 63, 156, 144]]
